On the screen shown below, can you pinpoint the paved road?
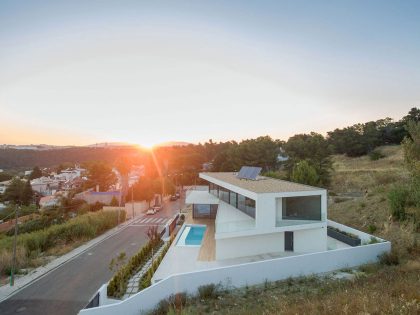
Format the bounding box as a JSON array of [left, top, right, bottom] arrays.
[[0, 197, 184, 315]]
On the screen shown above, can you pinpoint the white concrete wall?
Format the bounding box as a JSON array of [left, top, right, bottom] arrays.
[[216, 232, 284, 260], [294, 227, 327, 252], [79, 239, 390, 315], [124, 201, 149, 219], [216, 227, 326, 259], [255, 194, 276, 229]]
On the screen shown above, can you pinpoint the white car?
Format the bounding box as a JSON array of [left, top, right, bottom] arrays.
[[146, 208, 155, 215]]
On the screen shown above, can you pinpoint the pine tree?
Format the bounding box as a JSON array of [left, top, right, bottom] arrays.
[[21, 179, 34, 206]]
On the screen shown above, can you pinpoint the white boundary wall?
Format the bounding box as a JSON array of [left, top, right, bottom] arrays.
[[327, 220, 385, 243], [80, 230, 390, 315]]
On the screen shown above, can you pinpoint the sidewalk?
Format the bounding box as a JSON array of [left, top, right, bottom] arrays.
[[0, 216, 139, 303]]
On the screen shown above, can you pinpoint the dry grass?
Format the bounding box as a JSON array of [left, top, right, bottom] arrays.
[[161, 266, 419, 315], [330, 145, 408, 193]]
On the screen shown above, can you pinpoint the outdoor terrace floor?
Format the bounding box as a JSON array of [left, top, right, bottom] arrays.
[[186, 212, 216, 261]]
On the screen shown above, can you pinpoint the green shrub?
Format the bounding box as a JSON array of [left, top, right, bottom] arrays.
[[151, 299, 170, 315], [379, 251, 399, 266], [168, 292, 187, 310], [368, 224, 377, 234], [388, 185, 409, 220], [198, 283, 220, 299], [369, 149, 385, 161], [0, 210, 121, 276]]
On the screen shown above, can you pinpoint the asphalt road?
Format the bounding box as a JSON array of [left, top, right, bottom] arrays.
[[0, 197, 184, 315]]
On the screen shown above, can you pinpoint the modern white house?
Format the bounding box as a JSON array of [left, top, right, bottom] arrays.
[[79, 168, 391, 315], [186, 171, 327, 260]]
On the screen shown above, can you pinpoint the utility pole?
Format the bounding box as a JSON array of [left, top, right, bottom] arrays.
[[117, 188, 121, 227], [10, 204, 19, 286], [131, 186, 134, 220]]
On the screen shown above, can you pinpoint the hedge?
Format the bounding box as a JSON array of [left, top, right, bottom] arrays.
[[107, 238, 163, 298]]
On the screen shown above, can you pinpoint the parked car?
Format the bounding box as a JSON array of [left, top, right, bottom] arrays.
[[175, 192, 180, 199], [146, 208, 155, 215], [170, 195, 177, 201]]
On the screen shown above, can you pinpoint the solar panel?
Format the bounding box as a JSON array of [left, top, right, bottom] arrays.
[[237, 166, 262, 180]]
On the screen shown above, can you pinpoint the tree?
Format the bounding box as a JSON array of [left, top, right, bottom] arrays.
[[84, 162, 117, 192], [3, 178, 25, 204], [115, 156, 134, 205], [290, 160, 320, 186], [21, 179, 33, 206], [402, 121, 420, 178], [110, 196, 119, 207], [132, 178, 155, 207], [284, 132, 332, 186], [29, 166, 42, 180], [402, 107, 420, 124], [0, 172, 13, 182]]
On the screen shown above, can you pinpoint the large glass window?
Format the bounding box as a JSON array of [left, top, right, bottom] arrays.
[[229, 191, 237, 208], [219, 186, 229, 203], [193, 204, 218, 218], [194, 204, 210, 215], [237, 194, 246, 211], [205, 181, 256, 219], [209, 183, 218, 196], [245, 197, 256, 218], [282, 196, 321, 220]]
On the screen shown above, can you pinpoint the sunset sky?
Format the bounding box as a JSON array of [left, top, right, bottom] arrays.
[[1, 1, 419, 147]]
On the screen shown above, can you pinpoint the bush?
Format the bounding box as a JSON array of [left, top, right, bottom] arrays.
[[368, 224, 377, 234], [369, 149, 385, 161], [167, 292, 187, 310], [379, 251, 399, 266], [108, 238, 164, 298], [198, 283, 219, 299], [152, 299, 170, 315], [388, 185, 409, 220], [0, 210, 122, 275]]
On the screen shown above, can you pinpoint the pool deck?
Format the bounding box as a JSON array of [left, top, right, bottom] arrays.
[[186, 212, 216, 261], [151, 209, 351, 284]]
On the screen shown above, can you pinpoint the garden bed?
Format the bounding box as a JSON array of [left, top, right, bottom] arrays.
[[327, 226, 361, 246]]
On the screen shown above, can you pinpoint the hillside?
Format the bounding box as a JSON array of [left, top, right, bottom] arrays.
[[154, 145, 420, 315], [0, 146, 147, 169]]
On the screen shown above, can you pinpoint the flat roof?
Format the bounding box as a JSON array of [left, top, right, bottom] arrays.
[[185, 190, 219, 204], [200, 172, 323, 193]]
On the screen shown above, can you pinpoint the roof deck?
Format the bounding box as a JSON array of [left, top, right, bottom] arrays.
[[201, 172, 323, 194]]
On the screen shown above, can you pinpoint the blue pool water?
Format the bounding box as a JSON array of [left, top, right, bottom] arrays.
[[177, 225, 206, 246]]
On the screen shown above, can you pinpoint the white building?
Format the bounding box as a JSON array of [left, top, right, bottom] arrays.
[[81, 169, 391, 315], [187, 171, 327, 260], [0, 180, 11, 194], [31, 176, 59, 195]]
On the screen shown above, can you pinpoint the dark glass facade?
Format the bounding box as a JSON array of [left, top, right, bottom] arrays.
[[192, 204, 218, 219], [282, 195, 321, 220], [208, 182, 256, 219]]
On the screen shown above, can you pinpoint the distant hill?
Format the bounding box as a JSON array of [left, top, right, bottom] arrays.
[[0, 146, 147, 169], [154, 141, 192, 147], [0, 144, 75, 151]]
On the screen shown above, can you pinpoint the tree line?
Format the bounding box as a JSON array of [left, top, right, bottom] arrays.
[[0, 108, 418, 192]]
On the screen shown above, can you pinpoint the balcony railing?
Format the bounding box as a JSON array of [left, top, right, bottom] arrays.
[[276, 213, 326, 227], [216, 219, 256, 234]]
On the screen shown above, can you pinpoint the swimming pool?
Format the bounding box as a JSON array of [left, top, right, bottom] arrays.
[[176, 225, 206, 246]]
